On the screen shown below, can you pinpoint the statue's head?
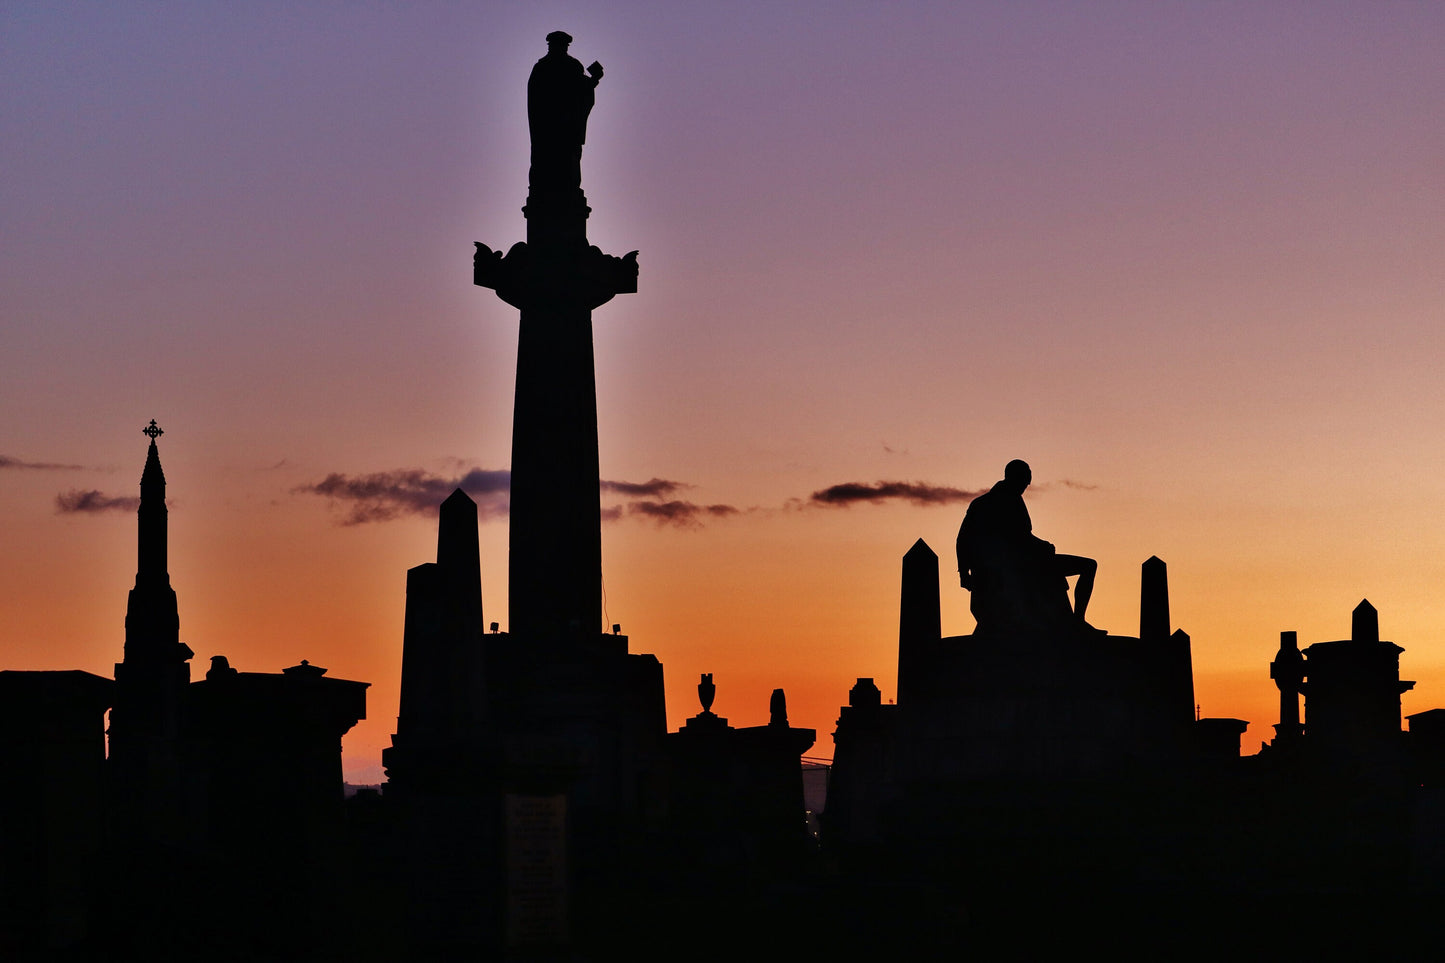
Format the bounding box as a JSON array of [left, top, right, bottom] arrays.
[[545, 30, 573, 51], [1004, 459, 1032, 491]]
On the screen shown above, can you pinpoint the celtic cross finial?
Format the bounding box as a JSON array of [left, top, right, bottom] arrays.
[[142, 419, 163, 441]]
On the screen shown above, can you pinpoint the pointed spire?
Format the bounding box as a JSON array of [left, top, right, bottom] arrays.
[[140, 420, 165, 494], [136, 421, 168, 582], [123, 420, 182, 664]]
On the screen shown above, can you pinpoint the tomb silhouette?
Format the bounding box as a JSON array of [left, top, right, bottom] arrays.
[[827, 466, 1445, 945], [666, 675, 816, 884]]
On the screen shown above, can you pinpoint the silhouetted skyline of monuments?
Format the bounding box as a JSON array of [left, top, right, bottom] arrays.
[[3, 422, 369, 955], [6, 31, 1445, 959]]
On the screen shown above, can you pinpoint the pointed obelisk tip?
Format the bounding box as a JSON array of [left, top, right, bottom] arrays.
[[441, 488, 476, 511], [433, 486, 484, 632], [899, 535, 941, 641], [437, 489, 479, 558], [904, 537, 936, 561], [1352, 599, 1379, 643], [1139, 555, 1170, 642], [898, 532, 941, 707]]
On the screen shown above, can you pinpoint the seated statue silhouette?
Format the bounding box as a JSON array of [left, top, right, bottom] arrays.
[[956, 460, 1102, 637], [528, 30, 603, 194]]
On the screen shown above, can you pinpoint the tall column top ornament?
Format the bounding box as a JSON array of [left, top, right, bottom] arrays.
[[474, 32, 638, 308]]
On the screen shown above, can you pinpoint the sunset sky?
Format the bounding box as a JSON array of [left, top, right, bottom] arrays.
[[4, 2, 1444, 781]]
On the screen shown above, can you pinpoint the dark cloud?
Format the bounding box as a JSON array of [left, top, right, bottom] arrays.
[[3, 455, 84, 471], [599, 477, 738, 528], [55, 489, 139, 514], [458, 468, 513, 494], [299, 461, 1077, 528], [295, 468, 511, 526], [1053, 479, 1100, 491], [600, 477, 685, 497], [810, 480, 984, 507], [624, 500, 740, 528], [295, 467, 709, 528]]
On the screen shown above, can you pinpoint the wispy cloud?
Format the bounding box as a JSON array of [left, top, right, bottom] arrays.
[[3, 455, 84, 471], [809, 480, 984, 507], [55, 489, 139, 514]]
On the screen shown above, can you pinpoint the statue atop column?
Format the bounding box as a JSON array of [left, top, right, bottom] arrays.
[[527, 31, 603, 196], [956, 459, 1103, 637], [475, 32, 636, 306]]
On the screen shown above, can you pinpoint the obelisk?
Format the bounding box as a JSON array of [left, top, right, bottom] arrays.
[[475, 32, 637, 639]]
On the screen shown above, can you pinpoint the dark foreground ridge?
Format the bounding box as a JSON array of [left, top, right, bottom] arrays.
[[6, 35, 1445, 960]]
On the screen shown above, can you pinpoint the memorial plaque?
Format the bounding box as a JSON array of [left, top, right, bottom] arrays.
[[505, 793, 568, 947]]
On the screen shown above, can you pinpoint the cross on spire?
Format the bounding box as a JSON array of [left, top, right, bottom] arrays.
[[142, 419, 164, 441]]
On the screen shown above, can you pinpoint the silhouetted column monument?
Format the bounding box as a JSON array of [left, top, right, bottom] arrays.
[[475, 31, 637, 638]]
